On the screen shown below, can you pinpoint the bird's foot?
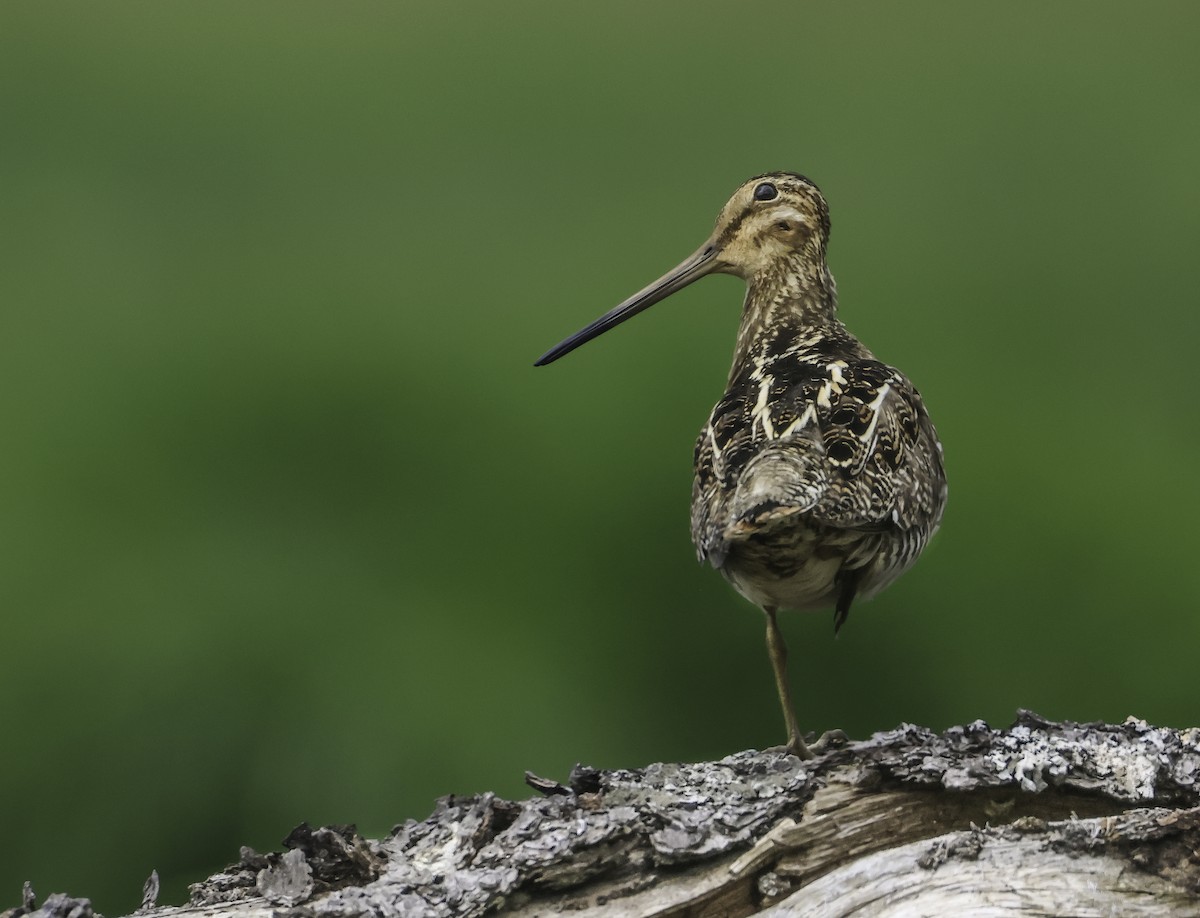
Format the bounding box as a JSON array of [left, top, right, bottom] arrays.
[[786, 733, 814, 760], [765, 735, 814, 760], [765, 729, 847, 759], [809, 728, 849, 753]]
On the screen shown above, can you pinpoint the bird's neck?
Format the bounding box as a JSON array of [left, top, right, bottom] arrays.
[[730, 258, 840, 372]]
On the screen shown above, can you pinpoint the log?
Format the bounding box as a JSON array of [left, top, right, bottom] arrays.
[[12, 712, 1200, 917]]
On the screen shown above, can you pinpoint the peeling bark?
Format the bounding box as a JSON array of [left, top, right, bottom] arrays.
[[11, 713, 1200, 918]]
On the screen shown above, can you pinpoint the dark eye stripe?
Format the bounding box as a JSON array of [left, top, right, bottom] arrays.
[[753, 182, 778, 201]]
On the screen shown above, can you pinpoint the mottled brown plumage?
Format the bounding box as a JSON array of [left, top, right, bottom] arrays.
[[536, 172, 947, 757]]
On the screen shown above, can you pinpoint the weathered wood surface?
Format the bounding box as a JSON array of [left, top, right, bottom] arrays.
[[12, 712, 1200, 918]]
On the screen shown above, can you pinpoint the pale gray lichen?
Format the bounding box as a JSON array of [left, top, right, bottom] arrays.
[[860, 712, 1200, 805]]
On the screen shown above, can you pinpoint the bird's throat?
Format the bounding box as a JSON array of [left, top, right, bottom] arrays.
[[731, 263, 839, 371]]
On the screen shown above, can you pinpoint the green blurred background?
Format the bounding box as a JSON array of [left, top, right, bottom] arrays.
[[2, 2, 1198, 912]]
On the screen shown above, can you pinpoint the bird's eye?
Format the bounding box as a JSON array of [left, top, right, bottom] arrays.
[[753, 182, 778, 201]]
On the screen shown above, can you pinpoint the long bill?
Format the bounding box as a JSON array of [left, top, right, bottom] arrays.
[[534, 243, 718, 366]]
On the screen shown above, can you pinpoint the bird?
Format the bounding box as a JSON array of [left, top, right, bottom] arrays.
[[534, 172, 947, 758]]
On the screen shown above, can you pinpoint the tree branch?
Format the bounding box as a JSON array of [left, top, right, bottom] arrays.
[[13, 712, 1200, 918]]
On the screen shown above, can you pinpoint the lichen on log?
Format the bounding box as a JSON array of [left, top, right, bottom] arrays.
[[11, 712, 1200, 918]]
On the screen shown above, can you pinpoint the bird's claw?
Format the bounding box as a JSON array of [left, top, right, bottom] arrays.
[[809, 728, 849, 753]]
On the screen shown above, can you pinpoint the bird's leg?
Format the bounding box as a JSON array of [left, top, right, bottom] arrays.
[[764, 606, 812, 759]]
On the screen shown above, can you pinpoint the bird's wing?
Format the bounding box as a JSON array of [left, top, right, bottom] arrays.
[[804, 358, 945, 532], [691, 357, 944, 565]]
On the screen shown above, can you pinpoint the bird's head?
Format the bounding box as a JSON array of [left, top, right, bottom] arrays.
[[709, 173, 831, 279], [535, 172, 831, 367]]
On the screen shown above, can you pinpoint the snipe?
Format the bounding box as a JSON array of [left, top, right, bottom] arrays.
[[535, 173, 947, 758]]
